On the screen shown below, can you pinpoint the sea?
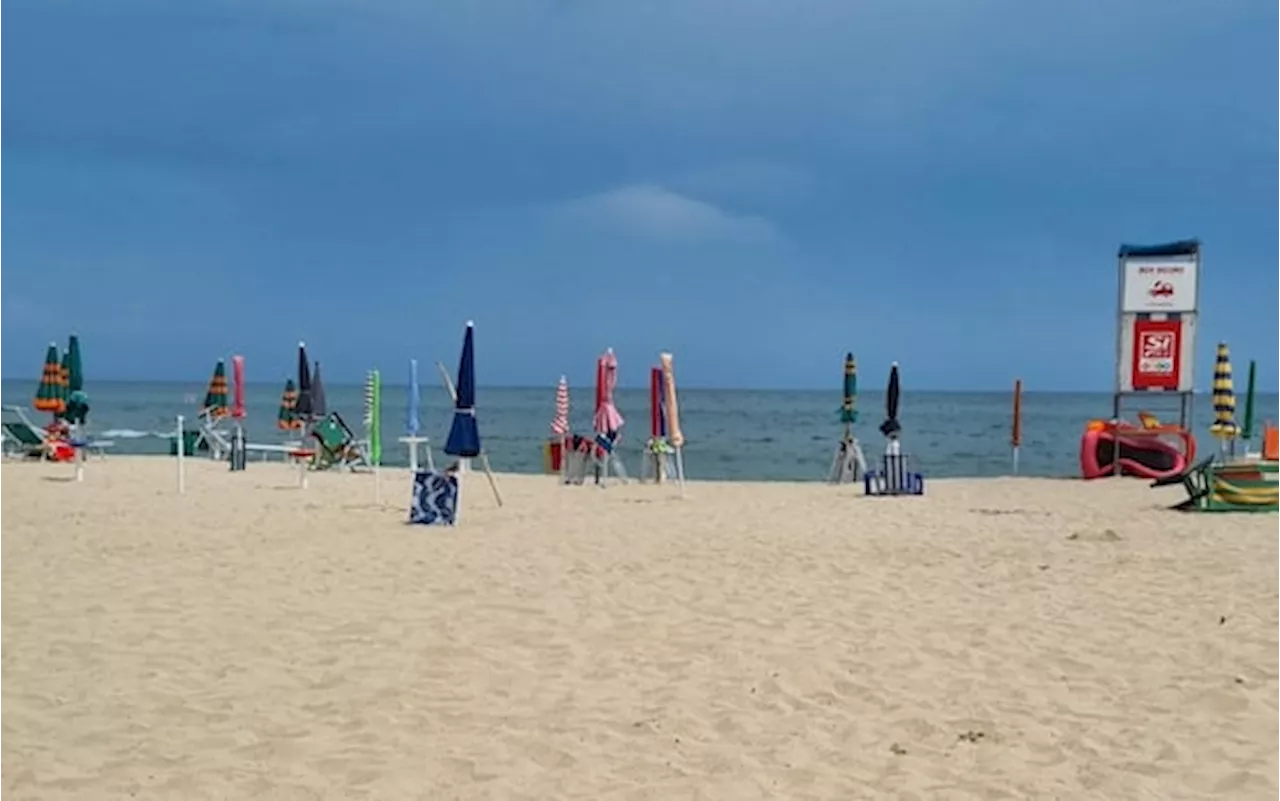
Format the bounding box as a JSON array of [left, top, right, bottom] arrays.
[[3, 380, 1275, 481]]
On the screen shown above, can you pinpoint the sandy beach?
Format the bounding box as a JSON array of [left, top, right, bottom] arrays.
[[2, 456, 1276, 800]]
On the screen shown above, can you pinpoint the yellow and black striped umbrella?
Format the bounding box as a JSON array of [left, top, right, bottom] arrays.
[[1208, 342, 1238, 440]]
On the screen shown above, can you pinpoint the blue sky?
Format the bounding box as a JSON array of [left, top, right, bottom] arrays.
[[3, 0, 1276, 390]]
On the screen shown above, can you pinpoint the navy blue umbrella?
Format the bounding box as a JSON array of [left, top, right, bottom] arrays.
[[294, 342, 313, 419], [878, 362, 901, 438], [311, 361, 327, 418], [444, 322, 481, 458]]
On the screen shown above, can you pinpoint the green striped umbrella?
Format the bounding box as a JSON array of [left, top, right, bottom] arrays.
[[63, 334, 90, 424], [34, 343, 67, 416], [277, 379, 300, 430], [202, 360, 230, 419]]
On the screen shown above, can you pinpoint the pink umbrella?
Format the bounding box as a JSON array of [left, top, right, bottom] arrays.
[[231, 355, 247, 420], [593, 348, 625, 435]]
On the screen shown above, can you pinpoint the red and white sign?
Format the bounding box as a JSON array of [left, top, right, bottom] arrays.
[[1130, 318, 1182, 390], [1121, 259, 1198, 313]]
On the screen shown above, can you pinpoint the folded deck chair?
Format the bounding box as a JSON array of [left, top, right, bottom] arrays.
[[195, 412, 232, 460], [310, 412, 369, 471], [593, 431, 629, 486]]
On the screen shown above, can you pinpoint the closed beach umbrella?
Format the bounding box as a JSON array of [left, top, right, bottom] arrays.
[[277, 379, 299, 430], [34, 343, 67, 416], [593, 348, 625, 436], [294, 342, 313, 420], [1241, 360, 1257, 442], [879, 362, 902, 438], [364, 369, 382, 465], [407, 358, 421, 437], [63, 334, 90, 424], [444, 321, 481, 458], [311, 362, 327, 419], [202, 360, 230, 419], [1208, 342, 1238, 440], [231, 356, 247, 420], [840, 353, 858, 425], [551, 375, 569, 437]]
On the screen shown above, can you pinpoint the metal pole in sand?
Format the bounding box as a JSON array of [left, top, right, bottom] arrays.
[[176, 415, 186, 494]]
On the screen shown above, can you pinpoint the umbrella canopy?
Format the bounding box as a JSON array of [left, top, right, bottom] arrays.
[[593, 348, 625, 435], [1242, 360, 1257, 441], [551, 375, 569, 437], [1209, 342, 1238, 440], [659, 352, 684, 449], [364, 369, 382, 465], [294, 342, 314, 419], [444, 321, 481, 457], [277, 379, 300, 430], [879, 362, 902, 438], [63, 334, 90, 424], [311, 362, 328, 418], [407, 358, 421, 437], [231, 355, 247, 419], [840, 353, 858, 424], [649, 367, 665, 439], [34, 343, 67, 415], [202, 360, 230, 419]]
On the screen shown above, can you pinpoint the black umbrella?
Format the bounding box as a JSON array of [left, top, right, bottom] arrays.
[[879, 362, 901, 438], [311, 361, 327, 418], [295, 342, 314, 419]]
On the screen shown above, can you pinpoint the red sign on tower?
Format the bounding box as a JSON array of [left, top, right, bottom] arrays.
[[1130, 318, 1181, 391]]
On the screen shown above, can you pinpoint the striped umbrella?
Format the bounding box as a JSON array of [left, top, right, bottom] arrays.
[[1208, 342, 1238, 440], [202, 360, 230, 419], [839, 353, 858, 428], [551, 375, 570, 437], [34, 343, 67, 416], [593, 348, 625, 436], [277, 379, 300, 430], [364, 370, 382, 465]]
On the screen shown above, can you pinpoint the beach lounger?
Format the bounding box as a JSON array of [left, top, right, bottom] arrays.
[[195, 412, 232, 460], [2, 407, 114, 461], [310, 412, 369, 471], [1152, 456, 1278, 512], [593, 432, 629, 486]]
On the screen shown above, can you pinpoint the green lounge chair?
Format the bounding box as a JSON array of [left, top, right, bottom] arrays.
[[1152, 456, 1279, 512], [310, 412, 369, 471]]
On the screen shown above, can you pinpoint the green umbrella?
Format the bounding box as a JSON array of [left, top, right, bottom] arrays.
[[63, 334, 90, 424], [1241, 360, 1257, 442], [277, 379, 299, 430], [34, 343, 66, 416], [202, 360, 230, 419]]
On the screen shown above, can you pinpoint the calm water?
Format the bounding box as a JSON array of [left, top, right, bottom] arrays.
[[3, 380, 1275, 481]]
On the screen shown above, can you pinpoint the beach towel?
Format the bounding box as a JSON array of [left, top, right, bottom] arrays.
[[410, 470, 459, 525]]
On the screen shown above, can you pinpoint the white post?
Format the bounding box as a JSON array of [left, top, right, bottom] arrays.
[[176, 415, 186, 494], [409, 440, 419, 473], [73, 422, 85, 483]]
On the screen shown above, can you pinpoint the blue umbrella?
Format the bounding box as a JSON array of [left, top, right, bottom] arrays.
[[444, 322, 481, 458], [879, 362, 901, 438], [294, 342, 314, 419], [407, 358, 421, 437]]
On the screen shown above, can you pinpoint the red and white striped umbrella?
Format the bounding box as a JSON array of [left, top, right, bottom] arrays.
[[551, 375, 569, 436], [593, 348, 625, 435]]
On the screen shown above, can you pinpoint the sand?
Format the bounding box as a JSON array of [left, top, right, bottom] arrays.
[[2, 456, 1276, 800]]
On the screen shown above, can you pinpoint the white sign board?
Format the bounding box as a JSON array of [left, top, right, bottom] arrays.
[[1120, 258, 1198, 313]]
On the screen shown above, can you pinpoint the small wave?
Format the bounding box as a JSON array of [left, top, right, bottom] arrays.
[[100, 428, 161, 439]]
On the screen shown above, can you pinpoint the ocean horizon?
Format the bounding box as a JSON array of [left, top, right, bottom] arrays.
[[4, 380, 1276, 481]]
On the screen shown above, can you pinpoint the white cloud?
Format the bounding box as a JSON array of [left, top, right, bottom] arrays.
[[549, 184, 778, 242]]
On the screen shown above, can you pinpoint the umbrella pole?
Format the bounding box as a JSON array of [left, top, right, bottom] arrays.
[[176, 415, 186, 494], [73, 422, 85, 483], [478, 452, 504, 506], [674, 446, 686, 497]]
